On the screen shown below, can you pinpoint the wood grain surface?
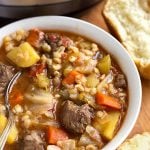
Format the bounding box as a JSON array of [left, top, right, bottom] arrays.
[[79, 0, 150, 138]]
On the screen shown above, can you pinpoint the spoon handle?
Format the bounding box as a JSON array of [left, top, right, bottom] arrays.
[[0, 112, 14, 150]]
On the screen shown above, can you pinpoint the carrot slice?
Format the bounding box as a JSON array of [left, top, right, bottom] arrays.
[[62, 70, 82, 85], [26, 28, 44, 48], [96, 92, 121, 109], [47, 126, 68, 144], [29, 63, 46, 77], [10, 90, 24, 107]]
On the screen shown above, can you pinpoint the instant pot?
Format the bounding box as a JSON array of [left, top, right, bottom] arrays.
[[0, 0, 100, 18]]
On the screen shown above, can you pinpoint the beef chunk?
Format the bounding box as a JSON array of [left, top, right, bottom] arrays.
[[45, 33, 73, 50], [0, 63, 15, 97], [21, 130, 46, 150], [60, 100, 93, 134], [114, 74, 127, 88]]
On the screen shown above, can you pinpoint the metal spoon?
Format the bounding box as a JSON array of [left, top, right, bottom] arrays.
[[0, 71, 22, 150]]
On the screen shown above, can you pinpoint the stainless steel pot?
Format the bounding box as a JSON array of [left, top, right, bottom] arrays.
[[0, 0, 100, 18]]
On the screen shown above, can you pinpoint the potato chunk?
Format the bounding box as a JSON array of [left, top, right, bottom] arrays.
[[0, 114, 7, 133], [97, 55, 111, 74], [93, 111, 120, 140], [7, 42, 40, 67], [7, 125, 18, 144], [0, 114, 18, 144]]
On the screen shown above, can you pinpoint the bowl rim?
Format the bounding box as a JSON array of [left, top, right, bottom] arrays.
[[0, 16, 142, 150]]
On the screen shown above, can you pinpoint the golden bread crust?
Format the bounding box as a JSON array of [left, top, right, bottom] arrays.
[[117, 132, 150, 150], [103, 0, 150, 79]]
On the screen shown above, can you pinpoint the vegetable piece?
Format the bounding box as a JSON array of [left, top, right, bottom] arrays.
[[97, 55, 111, 74], [9, 90, 24, 107], [78, 92, 96, 108], [78, 133, 98, 146], [25, 85, 54, 104], [7, 42, 40, 67], [34, 73, 50, 89], [93, 111, 121, 140], [27, 28, 44, 48], [57, 139, 76, 150], [85, 125, 103, 146], [0, 114, 7, 133], [28, 102, 57, 120], [7, 125, 18, 144], [47, 145, 61, 150], [0, 114, 18, 144], [97, 73, 113, 92], [47, 126, 68, 144], [86, 74, 99, 88], [96, 92, 121, 109], [76, 59, 97, 74], [29, 63, 46, 77], [62, 70, 82, 85]]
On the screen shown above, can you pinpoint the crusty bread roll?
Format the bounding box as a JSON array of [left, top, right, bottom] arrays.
[[103, 0, 150, 79], [117, 132, 150, 150]]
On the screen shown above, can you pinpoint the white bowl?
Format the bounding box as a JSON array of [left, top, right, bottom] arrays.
[[0, 16, 142, 150]]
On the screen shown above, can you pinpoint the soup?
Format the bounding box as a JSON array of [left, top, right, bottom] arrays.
[[0, 28, 127, 150]]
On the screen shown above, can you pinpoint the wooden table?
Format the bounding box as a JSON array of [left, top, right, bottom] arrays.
[[78, 0, 150, 138]]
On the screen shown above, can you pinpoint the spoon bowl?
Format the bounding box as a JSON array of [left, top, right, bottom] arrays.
[[0, 71, 22, 150]]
